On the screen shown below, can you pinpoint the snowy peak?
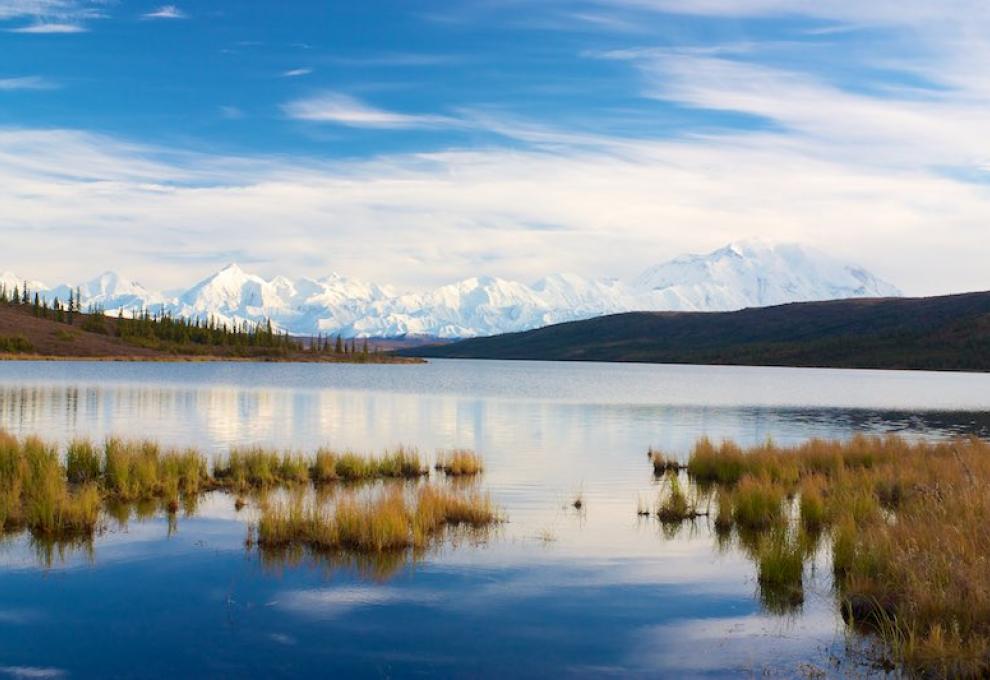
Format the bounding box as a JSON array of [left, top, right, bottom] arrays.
[[634, 240, 900, 311], [3, 242, 900, 337], [0, 272, 47, 295], [180, 263, 270, 311]]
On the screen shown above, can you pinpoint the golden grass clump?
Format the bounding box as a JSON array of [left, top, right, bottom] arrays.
[[66, 440, 101, 485], [102, 438, 206, 502], [672, 433, 990, 677], [798, 475, 827, 532], [434, 449, 484, 476], [686, 438, 746, 485], [655, 475, 695, 523], [312, 448, 426, 482], [0, 435, 102, 538], [256, 484, 499, 554], [213, 447, 283, 489], [732, 475, 784, 531], [713, 489, 734, 533], [0, 432, 460, 549], [755, 528, 805, 612]]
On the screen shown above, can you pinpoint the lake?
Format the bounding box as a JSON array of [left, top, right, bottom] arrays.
[[1, 359, 989, 678]]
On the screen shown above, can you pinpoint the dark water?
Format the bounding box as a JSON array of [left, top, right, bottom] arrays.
[[0, 359, 988, 678]]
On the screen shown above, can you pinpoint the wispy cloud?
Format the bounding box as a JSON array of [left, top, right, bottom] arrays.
[[7, 21, 86, 33], [0, 0, 103, 32], [0, 76, 56, 90], [282, 92, 460, 129], [219, 105, 244, 119], [1, 119, 987, 295], [0, 666, 66, 679], [142, 5, 186, 20], [281, 68, 312, 78]]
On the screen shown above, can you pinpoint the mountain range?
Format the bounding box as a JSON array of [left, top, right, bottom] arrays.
[[0, 241, 900, 338]]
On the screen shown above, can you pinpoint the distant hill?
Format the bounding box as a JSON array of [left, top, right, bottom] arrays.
[[0, 304, 419, 363], [401, 291, 990, 372]]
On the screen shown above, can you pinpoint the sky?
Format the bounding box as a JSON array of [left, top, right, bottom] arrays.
[[1, 0, 989, 294]]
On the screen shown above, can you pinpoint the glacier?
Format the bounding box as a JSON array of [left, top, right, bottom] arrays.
[[0, 240, 901, 338]]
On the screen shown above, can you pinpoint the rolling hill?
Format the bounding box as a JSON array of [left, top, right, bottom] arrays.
[[401, 291, 990, 372]]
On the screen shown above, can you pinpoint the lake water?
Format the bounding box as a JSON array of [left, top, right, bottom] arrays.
[[1, 359, 989, 678]]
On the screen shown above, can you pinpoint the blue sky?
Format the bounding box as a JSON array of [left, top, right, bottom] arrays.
[[2, 1, 989, 293]]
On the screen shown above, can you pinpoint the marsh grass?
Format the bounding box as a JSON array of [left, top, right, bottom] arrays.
[[672, 434, 990, 677], [732, 476, 784, 531], [0, 435, 103, 538], [755, 528, 805, 613], [714, 489, 734, 533], [798, 476, 827, 532], [0, 432, 484, 557], [655, 475, 696, 523], [66, 440, 101, 484], [687, 438, 746, 486], [648, 448, 682, 476], [256, 484, 500, 554], [435, 449, 484, 476], [213, 446, 427, 490]]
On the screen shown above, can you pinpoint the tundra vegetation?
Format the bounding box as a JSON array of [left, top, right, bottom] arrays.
[[0, 431, 497, 565], [648, 435, 990, 678]]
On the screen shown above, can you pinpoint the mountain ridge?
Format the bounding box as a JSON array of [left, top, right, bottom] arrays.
[[400, 291, 990, 373], [1, 240, 900, 338]]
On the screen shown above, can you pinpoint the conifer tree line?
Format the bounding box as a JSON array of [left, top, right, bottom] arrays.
[[0, 282, 381, 357]]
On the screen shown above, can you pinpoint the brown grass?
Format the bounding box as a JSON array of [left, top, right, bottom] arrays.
[[0, 432, 482, 553], [256, 484, 500, 553], [673, 434, 990, 677], [212, 446, 427, 490], [655, 475, 696, 522], [434, 449, 484, 476]]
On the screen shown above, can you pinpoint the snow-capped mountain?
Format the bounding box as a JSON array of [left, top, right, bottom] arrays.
[[3, 241, 900, 338], [633, 241, 901, 311]]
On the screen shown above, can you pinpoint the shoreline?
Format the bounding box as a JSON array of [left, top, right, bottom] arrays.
[[0, 352, 426, 364]]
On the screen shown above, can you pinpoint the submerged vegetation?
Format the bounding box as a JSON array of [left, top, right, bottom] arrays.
[[650, 434, 990, 678]]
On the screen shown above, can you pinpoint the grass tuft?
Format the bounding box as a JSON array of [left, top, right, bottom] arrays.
[[656, 475, 694, 523], [435, 449, 484, 476]]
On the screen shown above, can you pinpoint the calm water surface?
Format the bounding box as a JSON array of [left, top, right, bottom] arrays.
[[1, 359, 989, 678]]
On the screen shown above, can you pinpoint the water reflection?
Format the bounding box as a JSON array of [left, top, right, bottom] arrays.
[[2, 382, 989, 464], [0, 360, 986, 677]]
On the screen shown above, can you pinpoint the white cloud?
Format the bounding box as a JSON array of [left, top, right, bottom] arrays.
[[7, 21, 85, 32], [282, 92, 460, 129], [143, 5, 185, 20], [0, 76, 56, 90], [0, 667, 66, 680], [0, 0, 102, 31], [0, 122, 988, 296], [281, 68, 312, 78], [2, 3, 990, 298]]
